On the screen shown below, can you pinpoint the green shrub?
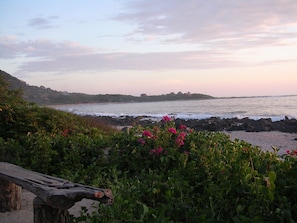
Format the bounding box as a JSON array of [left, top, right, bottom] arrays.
[[1, 78, 296, 222], [73, 116, 297, 222]]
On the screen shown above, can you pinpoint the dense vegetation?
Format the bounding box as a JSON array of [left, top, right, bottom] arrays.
[[1, 75, 296, 222], [0, 70, 214, 105]]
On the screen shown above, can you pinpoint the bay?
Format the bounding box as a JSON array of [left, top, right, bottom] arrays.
[[52, 95, 297, 121]]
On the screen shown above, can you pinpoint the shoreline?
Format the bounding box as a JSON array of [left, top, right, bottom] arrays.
[[87, 115, 297, 133], [99, 115, 297, 155], [95, 115, 297, 155]]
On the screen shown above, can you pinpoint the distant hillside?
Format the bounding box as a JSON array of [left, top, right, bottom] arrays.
[[0, 70, 214, 105]]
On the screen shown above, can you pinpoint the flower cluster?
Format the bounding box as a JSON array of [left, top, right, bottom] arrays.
[[137, 138, 146, 145], [137, 116, 190, 157], [286, 149, 297, 156], [162, 115, 172, 122], [176, 132, 186, 147], [150, 147, 164, 156], [179, 124, 187, 130], [168, 127, 177, 134], [142, 130, 153, 138]]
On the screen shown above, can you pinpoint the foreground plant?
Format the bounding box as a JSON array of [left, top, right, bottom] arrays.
[[73, 116, 297, 223], [1, 84, 296, 222]]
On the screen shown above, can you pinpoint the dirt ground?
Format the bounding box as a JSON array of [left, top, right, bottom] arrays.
[[0, 189, 99, 223]]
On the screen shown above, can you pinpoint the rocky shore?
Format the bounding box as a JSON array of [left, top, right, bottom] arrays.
[[90, 115, 297, 155], [86, 115, 297, 133]]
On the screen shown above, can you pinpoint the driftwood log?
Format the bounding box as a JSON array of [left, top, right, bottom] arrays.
[[0, 162, 113, 222]]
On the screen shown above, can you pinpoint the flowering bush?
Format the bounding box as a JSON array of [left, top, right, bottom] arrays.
[[2, 105, 296, 222], [90, 116, 297, 222], [138, 118, 189, 152]]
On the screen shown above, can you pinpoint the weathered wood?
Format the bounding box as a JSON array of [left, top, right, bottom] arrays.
[[0, 179, 21, 212], [34, 197, 69, 223], [0, 162, 113, 210]]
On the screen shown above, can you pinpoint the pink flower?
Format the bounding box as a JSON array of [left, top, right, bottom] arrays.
[[156, 147, 163, 154], [150, 147, 163, 155], [287, 150, 297, 156], [179, 124, 187, 130], [168, 127, 177, 134], [176, 132, 186, 146], [162, 115, 172, 122], [176, 139, 185, 146], [142, 130, 153, 138], [178, 132, 186, 140], [138, 138, 145, 145], [184, 151, 189, 155]]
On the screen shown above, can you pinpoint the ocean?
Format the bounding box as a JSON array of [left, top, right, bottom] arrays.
[[52, 95, 297, 122]]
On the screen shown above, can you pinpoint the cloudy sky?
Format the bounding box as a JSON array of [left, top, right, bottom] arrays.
[[1, 0, 297, 97]]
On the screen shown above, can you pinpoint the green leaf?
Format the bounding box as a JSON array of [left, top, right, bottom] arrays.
[[268, 171, 276, 182]]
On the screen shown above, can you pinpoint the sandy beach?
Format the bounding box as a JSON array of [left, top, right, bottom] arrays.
[[223, 131, 297, 154], [1, 131, 296, 222]]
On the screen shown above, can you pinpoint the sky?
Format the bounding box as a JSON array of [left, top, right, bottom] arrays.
[[1, 0, 297, 97]]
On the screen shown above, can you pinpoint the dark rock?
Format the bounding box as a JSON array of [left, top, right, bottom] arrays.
[[84, 115, 297, 133]]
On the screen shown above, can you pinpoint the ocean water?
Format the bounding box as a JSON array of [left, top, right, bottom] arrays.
[[52, 95, 297, 122]]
